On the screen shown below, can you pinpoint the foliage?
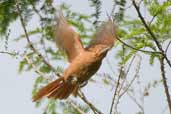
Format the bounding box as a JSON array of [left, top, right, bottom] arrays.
[[88, 0, 102, 28], [0, 0, 171, 114], [114, 0, 126, 21]]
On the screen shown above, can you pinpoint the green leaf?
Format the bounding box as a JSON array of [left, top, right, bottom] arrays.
[[40, 65, 50, 73], [18, 59, 27, 73], [124, 28, 146, 40], [32, 76, 44, 96], [46, 99, 57, 113]]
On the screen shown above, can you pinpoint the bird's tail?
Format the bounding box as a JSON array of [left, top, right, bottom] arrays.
[[32, 77, 79, 101]]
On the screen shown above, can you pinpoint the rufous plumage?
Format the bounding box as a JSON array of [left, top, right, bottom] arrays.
[[33, 11, 117, 101]]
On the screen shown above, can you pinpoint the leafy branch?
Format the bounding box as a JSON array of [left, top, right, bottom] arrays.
[[16, 0, 60, 77], [116, 36, 161, 54], [132, 0, 171, 68], [89, 0, 102, 28]]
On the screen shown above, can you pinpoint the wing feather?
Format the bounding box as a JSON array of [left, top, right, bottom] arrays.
[[87, 18, 117, 50], [54, 11, 84, 62]]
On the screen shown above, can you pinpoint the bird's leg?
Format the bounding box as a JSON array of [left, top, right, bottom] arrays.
[[72, 81, 88, 97], [80, 81, 88, 88], [67, 76, 78, 84]]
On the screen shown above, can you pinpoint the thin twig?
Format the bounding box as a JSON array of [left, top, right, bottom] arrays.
[[117, 55, 136, 95], [113, 55, 136, 111], [119, 55, 141, 98], [160, 56, 171, 114], [23, 55, 51, 81], [0, 51, 17, 56], [132, 0, 171, 68], [114, 55, 141, 112], [67, 100, 87, 114], [149, 10, 161, 26], [110, 45, 125, 114], [78, 90, 103, 114], [165, 40, 171, 54], [116, 36, 161, 54], [127, 92, 144, 112], [29, 1, 44, 20], [29, 1, 49, 60], [109, 66, 123, 114]]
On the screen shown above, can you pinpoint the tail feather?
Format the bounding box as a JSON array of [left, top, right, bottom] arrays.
[[52, 83, 68, 99], [47, 82, 65, 98], [33, 77, 79, 101], [57, 82, 71, 99], [58, 83, 74, 99], [33, 77, 64, 101], [62, 86, 72, 99]]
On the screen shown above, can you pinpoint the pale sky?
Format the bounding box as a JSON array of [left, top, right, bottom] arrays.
[[0, 0, 170, 114]]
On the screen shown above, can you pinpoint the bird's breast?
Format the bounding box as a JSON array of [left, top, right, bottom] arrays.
[[63, 51, 103, 83]]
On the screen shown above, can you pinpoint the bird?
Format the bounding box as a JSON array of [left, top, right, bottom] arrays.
[[32, 11, 117, 101]]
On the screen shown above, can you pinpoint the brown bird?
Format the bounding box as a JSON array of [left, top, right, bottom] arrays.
[[33, 11, 117, 101]]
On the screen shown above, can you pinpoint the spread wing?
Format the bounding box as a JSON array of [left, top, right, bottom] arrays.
[[54, 11, 84, 62], [87, 18, 117, 51]]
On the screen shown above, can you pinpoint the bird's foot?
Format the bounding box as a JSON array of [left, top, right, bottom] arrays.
[[67, 76, 78, 84], [80, 81, 88, 88]]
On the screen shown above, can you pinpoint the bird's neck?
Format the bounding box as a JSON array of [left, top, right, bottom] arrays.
[[88, 44, 111, 58]]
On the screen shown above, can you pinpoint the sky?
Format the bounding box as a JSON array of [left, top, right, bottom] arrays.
[[0, 0, 171, 114]]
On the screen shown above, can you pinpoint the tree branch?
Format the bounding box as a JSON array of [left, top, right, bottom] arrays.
[[116, 36, 161, 54], [78, 90, 103, 114], [132, 0, 171, 68], [67, 100, 87, 114], [160, 56, 171, 114]]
